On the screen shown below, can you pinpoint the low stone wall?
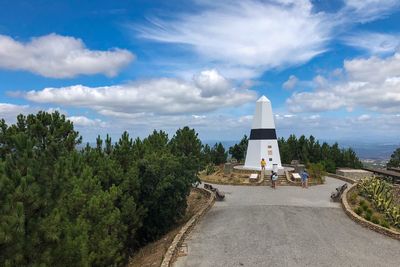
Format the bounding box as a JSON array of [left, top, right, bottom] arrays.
[[160, 187, 216, 267], [337, 169, 373, 180], [341, 183, 400, 241], [328, 173, 356, 184]]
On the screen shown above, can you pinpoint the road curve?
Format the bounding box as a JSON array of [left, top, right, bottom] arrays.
[[174, 177, 400, 267]]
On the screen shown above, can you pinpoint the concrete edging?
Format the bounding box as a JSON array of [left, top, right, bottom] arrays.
[[160, 187, 216, 267], [341, 183, 400, 241]]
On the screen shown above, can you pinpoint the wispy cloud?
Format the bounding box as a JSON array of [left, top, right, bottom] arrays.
[[135, 0, 333, 78], [341, 0, 400, 22], [343, 32, 400, 55]]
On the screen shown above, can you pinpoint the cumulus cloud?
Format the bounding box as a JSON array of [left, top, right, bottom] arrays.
[[0, 103, 33, 122], [343, 32, 400, 55], [68, 116, 107, 127], [282, 75, 299, 90], [136, 0, 332, 77], [24, 69, 257, 116], [287, 52, 400, 113], [0, 33, 134, 78], [193, 69, 231, 97]]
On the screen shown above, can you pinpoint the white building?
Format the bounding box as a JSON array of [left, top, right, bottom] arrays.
[[244, 95, 282, 171]]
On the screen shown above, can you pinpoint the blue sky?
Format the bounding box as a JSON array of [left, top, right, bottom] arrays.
[[0, 0, 400, 143]]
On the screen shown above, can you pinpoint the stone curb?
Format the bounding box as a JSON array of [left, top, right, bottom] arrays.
[[327, 172, 356, 184], [341, 183, 400, 241], [160, 187, 216, 267]]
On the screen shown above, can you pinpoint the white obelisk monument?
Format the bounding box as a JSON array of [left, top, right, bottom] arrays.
[[244, 95, 282, 171]]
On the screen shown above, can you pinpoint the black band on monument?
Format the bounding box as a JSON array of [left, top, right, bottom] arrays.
[[249, 129, 277, 140]]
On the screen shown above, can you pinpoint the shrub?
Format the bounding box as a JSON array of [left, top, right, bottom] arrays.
[[361, 203, 369, 212], [307, 162, 326, 184], [205, 163, 216, 175], [366, 208, 373, 216], [349, 192, 358, 205], [364, 213, 372, 221], [371, 214, 380, 224], [354, 207, 363, 216], [380, 220, 390, 228], [359, 199, 366, 206]]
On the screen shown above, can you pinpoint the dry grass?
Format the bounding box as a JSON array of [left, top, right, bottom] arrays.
[[127, 189, 209, 267]]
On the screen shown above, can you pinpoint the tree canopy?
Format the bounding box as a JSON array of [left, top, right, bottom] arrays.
[[387, 148, 400, 168], [228, 134, 363, 172], [228, 135, 248, 162], [0, 112, 203, 267], [278, 134, 362, 172]]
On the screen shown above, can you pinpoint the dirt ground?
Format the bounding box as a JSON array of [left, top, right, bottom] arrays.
[[200, 167, 258, 185], [127, 189, 209, 267]]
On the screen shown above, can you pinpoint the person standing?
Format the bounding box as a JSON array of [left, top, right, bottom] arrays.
[[271, 171, 278, 189], [260, 158, 267, 179], [260, 158, 266, 170], [301, 169, 309, 188]]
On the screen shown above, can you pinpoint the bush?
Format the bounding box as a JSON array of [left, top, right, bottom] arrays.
[[371, 214, 380, 224], [349, 192, 358, 205], [205, 163, 216, 175], [361, 203, 369, 211], [359, 199, 366, 206], [361, 202, 369, 211], [380, 220, 390, 228], [307, 162, 326, 183], [364, 213, 372, 221], [366, 208, 373, 216], [354, 207, 363, 216]]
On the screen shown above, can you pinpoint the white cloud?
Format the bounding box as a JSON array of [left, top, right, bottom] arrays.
[[193, 69, 230, 97], [343, 32, 400, 55], [342, 0, 400, 22], [0, 33, 134, 78], [357, 114, 371, 121], [24, 69, 257, 116], [0, 103, 33, 122], [287, 52, 400, 113], [67, 116, 107, 127], [282, 75, 299, 90], [136, 0, 332, 78]]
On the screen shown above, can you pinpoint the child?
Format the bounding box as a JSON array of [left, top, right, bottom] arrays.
[[301, 170, 309, 188], [271, 171, 278, 189]]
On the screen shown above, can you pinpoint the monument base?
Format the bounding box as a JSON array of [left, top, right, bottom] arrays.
[[233, 165, 292, 176]]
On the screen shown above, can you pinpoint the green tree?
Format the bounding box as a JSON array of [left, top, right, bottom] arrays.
[[211, 142, 228, 165], [387, 148, 400, 168], [229, 135, 248, 162], [202, 144, 213, 165], [169, 126, 203, 185]]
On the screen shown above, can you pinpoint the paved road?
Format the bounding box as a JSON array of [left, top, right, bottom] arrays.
[[174, 177, 400, 267]]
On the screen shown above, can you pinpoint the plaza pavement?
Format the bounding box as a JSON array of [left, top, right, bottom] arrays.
[[174, 177, 400, 267]]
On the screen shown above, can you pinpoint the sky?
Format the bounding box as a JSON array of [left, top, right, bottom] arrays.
[[0, 0, 400, 143]]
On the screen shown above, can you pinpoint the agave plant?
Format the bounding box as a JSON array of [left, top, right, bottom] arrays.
[[358, 176, 399, 228], [385, 206, 399, 227]]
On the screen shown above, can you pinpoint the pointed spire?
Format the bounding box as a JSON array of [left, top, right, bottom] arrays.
[[257, 95, 270, 102], [252, 95, 275, 129]]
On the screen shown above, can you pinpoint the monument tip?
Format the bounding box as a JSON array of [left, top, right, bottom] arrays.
[[257, 95, 270, 102]]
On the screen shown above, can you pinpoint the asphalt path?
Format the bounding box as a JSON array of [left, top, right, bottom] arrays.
[[174, 177, 400, 267]]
